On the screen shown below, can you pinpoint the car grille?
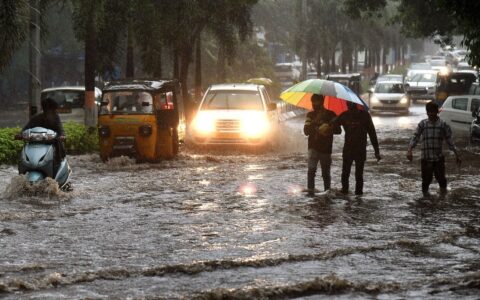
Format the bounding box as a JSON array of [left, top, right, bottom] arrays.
[[215, 120, 241, 132], [380, 99, 399, 104]]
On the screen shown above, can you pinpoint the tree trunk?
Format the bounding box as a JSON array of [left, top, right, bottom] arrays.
[[382, 47, 388, 74], [353, 47, 358, 72], [216, 44, 226, 82], [126, 24, 134, 78], [153, 45, 162, 77], [194, 37, 202, 103], [29, 0, 41, 117], [316, 51, 321, 78], [375, 49, 380, 73], [323, 53, 330, 74], [84, 3, 97, 127], [173, 48, 179, 79], [179, 47, 192, 123], [331, 50, 336, 73]]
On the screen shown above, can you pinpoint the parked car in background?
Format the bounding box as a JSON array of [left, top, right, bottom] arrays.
[[274, 63, 300, 90], [377, 74, 404, 83], [405, 70, 437, 102], [406, 63, 432, 79], [429, 58, 451, 72], [40, 86, 102, 124], [368, 80, 410, 114], [189, 83, 278, 147], [439, 95, 480, 135], [326, 73, 361, 96]]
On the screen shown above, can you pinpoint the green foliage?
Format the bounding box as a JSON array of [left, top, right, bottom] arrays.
[[0, 0, 29, 71], [0, 127, 23, 165], [63, 122, 98, 155], [0, 123, 98, 165]]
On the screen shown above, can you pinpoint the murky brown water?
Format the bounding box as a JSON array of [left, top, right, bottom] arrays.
[[1, 104, 479, 299]]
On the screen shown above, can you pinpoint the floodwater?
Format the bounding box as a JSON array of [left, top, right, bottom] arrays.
[[1, 104, 479, 299]]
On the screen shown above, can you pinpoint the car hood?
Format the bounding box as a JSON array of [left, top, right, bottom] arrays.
[[373, 93, 405, 100]]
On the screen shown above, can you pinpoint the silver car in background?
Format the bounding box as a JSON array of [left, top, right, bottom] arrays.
[[368, 80, 410, 114]]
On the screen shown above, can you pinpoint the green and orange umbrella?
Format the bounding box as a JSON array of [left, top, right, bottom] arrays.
[[280, 79, 368, 115]]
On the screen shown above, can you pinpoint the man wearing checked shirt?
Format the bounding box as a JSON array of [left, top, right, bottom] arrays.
[[407, 101, 462, 197]]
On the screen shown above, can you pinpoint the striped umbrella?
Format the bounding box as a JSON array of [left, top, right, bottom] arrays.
[[280, 79, 368, 115]]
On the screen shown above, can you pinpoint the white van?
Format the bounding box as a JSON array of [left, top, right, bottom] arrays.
[[439, 95, 480, 134], [41, 86, 102, 124]]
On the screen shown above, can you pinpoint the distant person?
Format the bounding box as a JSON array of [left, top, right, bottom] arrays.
[[332, 102, 381, 195], [21, 97, 66, 166], [407, 101, 461, 197], [304, 94, 341, 196]]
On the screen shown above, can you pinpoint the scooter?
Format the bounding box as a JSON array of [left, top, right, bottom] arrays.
[[16, 127, 72, 190]]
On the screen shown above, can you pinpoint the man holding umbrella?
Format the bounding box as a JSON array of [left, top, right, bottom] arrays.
[[332, 101, 381, 195], [304, 94, 341, 196]]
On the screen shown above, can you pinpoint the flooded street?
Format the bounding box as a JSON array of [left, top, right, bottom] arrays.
[[1, 104, 479, 299]]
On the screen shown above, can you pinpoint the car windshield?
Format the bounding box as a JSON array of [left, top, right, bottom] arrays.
[[375, 83, 404, 93], [410, 63, 431, 70], [275, 65, 293, 72], [430, 60, 446, 67], [41, 90, 84, 108], [100, 91, 153, 114], [411, 73, 436, 82], [202, 90, 264, 110]]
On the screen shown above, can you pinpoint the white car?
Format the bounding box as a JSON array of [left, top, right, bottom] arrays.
[[405, 70, 437, 102], [41, 86, 102, 124], [440, 95, 480, 135], [189, 83, 278, 146], [368, 80, 410, 114]]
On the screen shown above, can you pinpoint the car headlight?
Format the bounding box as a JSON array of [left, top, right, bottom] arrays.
[[370, 96, 379, 104], [241, 115, 269, 138], [400, 96, 409, 104], [193, 112, 215, 134]]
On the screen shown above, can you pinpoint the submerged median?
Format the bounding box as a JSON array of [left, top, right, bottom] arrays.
[[0, 122, 98, 165]]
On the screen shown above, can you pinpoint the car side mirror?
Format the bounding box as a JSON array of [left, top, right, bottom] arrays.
[[100, 101, 109, 106], [268, 102, 277, 111], [142, 101, 151, 107]]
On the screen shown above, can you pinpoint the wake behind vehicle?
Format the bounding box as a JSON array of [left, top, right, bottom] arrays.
[[98, 79, 184, 162], [188, 83, 278, 148], [17, 127, 71, 190]]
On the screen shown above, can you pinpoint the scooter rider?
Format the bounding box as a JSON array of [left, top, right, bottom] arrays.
[[20, 97, 66, 168]]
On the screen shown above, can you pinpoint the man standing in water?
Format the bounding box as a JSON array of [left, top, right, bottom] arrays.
[[407, 101, 461, 197], [333, 101, 381, 195], [304, 94, 341, 196]]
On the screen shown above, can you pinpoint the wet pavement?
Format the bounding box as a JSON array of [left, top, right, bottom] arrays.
[[1, 103, 479, 299]]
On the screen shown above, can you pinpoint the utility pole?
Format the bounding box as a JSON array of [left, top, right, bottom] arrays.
[[29, 0, 41, 117]]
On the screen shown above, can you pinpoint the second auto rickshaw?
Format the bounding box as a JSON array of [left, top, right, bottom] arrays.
[[98, 79, 184, 162]]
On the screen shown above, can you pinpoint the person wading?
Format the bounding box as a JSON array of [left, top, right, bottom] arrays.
[[304, 94, 341, 196], [332, 101, 381, 195], [407, 101, 461, 197]]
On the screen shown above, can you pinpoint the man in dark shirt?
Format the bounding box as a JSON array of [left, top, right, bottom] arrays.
[[333, 102, 381, 195], [304, 94, 341, 196], [22, 97, 66, 163]]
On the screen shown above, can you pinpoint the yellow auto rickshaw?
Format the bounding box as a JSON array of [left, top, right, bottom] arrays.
[[98, 79, 184, 162]]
